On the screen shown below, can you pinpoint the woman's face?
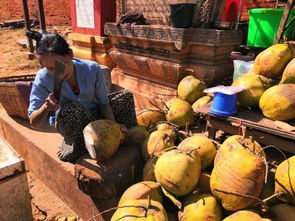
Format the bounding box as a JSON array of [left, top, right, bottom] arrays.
[[37, 53, 74, 81]]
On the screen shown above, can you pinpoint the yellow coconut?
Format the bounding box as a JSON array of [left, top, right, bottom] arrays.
[[83, 120, 124, 161], [280, 58, 295, 84], [214, 135, 265, 165], [275, 155, 295, 204], [178, 135, 217, 170], [137, 109, 166, 128], [232, 74, 271, 107], [141, 129, 176, 160], [254, 44, 293, 78], [123, 125, 150, 148], [111, 199, 168, 221], [154, 148, 201, 196], [118, 181, 163, 206], [164, 98, 195, 127], [177, 75, 206, 104], [210, 148, 266, 211], [192, 95, 213, 112], [259, 84, 295, 121], [269, 203, 295, 221], [142, 156, 158, 182], [179, 193, 222, 221], [223, 210, 270, 221]]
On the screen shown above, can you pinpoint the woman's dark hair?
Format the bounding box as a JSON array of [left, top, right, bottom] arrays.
[[26, 30, 70, 56]]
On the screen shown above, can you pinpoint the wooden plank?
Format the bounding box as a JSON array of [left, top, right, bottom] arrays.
[[208, 118, 295, 154], [275, 0, 295, 44], [198, 105, 295, 140]]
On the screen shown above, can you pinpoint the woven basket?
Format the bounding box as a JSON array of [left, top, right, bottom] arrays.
[[0, 74, 35, 119]]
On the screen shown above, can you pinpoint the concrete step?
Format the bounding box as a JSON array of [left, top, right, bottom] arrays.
[[0, 106, 137, 221]]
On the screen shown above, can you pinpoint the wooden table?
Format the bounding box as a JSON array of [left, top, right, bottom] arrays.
[[197, 105, 295, 154]]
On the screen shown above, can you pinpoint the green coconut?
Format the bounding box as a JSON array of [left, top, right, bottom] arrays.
[[111, 199, 168, 221], [192, 95, 212, 112], [164, 98, 195, 127], [118, 181, 163, 206], [214, 135, 266, 165], [280, 58, 295, 84], [210, 148, 266, 211], [154, 148, 201, 196], [259, 84, 295, 121], [254, 43, 293, 78], [142, 156, 158, 182], [83, 120, 124, 161], [275, 155, 295, 204], [179, 193, 222, 221], [232, 73, 271, 107], [223, 210, 270, 221], [178, 135, 217, 170], [177, 75, 206, 104], [137, 109, 166, 128], [123, 125, 150, 148], [141, 129, 176, 160]]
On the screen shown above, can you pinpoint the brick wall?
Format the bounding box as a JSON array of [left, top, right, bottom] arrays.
[[241, 0, 277, 21], [0, 0, 71, 26]]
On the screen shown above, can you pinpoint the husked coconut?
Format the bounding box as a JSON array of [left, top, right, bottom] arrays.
[[83, 120, 124, 161]]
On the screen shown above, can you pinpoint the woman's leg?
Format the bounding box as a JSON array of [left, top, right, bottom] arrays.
[[55, 103, 95, 162]]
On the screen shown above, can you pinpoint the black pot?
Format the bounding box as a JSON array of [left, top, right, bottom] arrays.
[[169, 3, 196, 28]]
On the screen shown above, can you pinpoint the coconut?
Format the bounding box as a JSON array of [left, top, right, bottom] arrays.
[[259, 84, 295, 121], [232, 74, 271, 107], [141, 129, 176, 160], [214, 135, 265, 165], [177, 75, 206, 104], [192, 95, 212, 112], [178, 135, 217, 170], [142, 156, 158, 182], [269, 203, 295, 221], [179, 193, 222, 221], [196, 172, 211, 192], [111, 199, 168, 221], [118, 181, 163, 206], [280, 58, 295, 84], [164, 98, 195, 127], [210, 148, 266, 211], [254, 44, 293, 78], [137, 109, 166, 128], [223, 210, 270, 221], [274, 155, 295, 204], [83, 120, 124, 161], [123, 125, 150, 148], [154, 148, 201, 196]]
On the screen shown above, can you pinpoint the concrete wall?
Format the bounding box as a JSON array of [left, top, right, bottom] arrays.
[[0, 0, 71, 26]]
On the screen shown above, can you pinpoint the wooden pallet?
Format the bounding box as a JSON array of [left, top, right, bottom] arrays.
[[197, 105, 295, 154]]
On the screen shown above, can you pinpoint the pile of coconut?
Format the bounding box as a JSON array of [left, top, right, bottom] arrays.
[[82, 71, 294, 220]]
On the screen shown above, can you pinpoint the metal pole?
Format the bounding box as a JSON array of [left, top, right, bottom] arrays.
[[235, 0, 244, 30], [37, 0, 46, 32], [21, 0, 34, 53]]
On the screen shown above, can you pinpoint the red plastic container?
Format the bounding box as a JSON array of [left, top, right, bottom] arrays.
[[221, 0, 245, 22]]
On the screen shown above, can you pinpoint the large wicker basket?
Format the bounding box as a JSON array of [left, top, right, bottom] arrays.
[[0, 74, 35, 119]]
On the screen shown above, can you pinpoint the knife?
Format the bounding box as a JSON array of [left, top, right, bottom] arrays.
[[53, 59, 66, 103]]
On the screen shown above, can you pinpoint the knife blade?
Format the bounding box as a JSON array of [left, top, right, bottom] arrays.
[[53, 59, 66, 103]]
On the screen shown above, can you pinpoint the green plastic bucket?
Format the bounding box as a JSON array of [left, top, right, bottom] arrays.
[[247, 8, 295, 48]]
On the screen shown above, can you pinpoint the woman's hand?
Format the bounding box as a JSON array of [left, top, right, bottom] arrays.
[[119, 124, 128, 133], [44, 93, 60, 112]]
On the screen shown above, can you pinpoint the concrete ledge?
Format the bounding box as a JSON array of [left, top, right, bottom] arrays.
[[0, 106, 116, 221]]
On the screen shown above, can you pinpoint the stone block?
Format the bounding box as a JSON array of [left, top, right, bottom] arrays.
[[68, 33, 115, 69], [105, 23, 241, 86], [0, 138, 32, 221], [111, 68, 177, 111]]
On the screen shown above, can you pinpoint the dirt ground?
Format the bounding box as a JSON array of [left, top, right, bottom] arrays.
[[0, 26, 80, 221]]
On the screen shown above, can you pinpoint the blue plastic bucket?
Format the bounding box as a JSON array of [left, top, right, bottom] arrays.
[[210, 92, 237, 116]]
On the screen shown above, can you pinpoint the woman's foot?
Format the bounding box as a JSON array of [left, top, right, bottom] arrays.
[[57, 140, 87, 163]]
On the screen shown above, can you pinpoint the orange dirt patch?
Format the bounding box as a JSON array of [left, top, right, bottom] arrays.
[[0, 27, 39, 78]]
